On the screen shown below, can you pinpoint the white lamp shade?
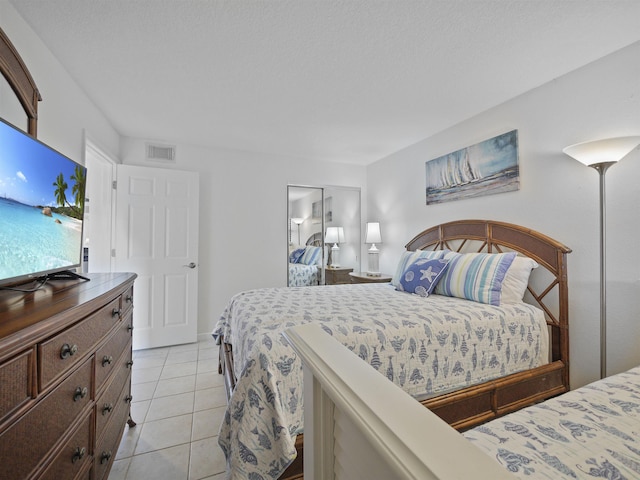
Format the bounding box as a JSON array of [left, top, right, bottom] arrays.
[[291, 217, 304, 225], [325, 227, 340, 244], [563, 136, 640, 166], [365, 222, 382, 244]]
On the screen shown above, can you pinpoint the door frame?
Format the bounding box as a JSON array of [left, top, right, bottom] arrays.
[[84, 137, 117, 273]]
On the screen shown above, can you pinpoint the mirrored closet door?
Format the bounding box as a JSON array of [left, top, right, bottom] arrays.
[[287, 185, 361, 287]]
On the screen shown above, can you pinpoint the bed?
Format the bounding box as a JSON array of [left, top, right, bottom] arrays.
[[214, 219, 571, 479], [285, 323, 639, 480], [463, 365, 640, 478], [288, 233, 323, 287]]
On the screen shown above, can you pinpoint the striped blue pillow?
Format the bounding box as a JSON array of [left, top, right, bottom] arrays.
[[299, 246, 321, 265], [391, 250, 448, 288], [434, 251, 517, 305]]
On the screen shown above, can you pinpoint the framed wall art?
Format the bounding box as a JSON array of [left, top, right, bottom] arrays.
[[425, 130, 519, 205]]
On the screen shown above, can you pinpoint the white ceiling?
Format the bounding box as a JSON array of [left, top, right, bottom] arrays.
[[10, 0, 640, 165]]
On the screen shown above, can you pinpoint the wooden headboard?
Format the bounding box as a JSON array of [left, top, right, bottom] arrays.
[[405, 219, 572, 403]]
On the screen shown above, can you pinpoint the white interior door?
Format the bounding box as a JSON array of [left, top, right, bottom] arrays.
[[114, 164, 199, 350]]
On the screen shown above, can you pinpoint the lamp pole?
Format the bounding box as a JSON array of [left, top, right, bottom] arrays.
[[592, 161, 615, 379]]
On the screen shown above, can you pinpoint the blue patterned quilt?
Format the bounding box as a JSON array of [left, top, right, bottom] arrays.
[[287, 263, 318, 287], [464, 366, 640, 479], [213, 283, 549, 479]]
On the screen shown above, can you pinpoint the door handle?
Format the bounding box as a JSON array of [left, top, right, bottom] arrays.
[[183, 262, 197, 269]]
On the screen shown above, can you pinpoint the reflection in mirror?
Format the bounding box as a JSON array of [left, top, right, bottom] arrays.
[[287, 185, 324, 287], [287, 185, 361, 287], [323, 186, 361, 284]]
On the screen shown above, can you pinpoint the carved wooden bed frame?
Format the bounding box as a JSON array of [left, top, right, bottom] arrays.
[[218, 219, 571, 480]]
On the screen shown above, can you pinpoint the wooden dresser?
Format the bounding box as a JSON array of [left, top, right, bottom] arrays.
[[0, 272, 137, 480]]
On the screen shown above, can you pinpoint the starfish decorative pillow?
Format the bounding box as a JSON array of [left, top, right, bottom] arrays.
[[397, 258, 450, 297]]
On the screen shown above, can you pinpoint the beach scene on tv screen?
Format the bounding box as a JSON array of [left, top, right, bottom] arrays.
[[0, 126, 85, 281]]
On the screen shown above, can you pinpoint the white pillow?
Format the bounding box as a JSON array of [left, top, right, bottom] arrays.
[[500, 256, 539, 304]]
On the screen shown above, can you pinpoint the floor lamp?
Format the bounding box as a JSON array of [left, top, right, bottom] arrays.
[[562, 136, 640, 379], [291, 218, 304, 245]]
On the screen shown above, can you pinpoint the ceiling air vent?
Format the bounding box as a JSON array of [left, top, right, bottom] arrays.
[[146, 143, 176, 162]]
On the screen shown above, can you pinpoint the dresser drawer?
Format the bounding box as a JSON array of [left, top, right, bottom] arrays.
[[95, 316, 133, 392], [96, 348, 132, 443], [94, 389, 129, 480], [0, 347, 35, 426], [39, 297, 122, 390], [0, 357, 93, 479], [39, 411, 93, 480], [122, 284, 134, 312]]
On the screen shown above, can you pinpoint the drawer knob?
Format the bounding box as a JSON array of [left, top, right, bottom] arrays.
[[126, 324, 134, 333], [60, 343, 79, 359], [100, 451, 112, 465], [72, 447, 86, 464], [126, 360, 134, 369], [73, 386, 88, 402], [112, 308, 121, 318], [126, 295, 133, 303], [124, 394, 133, 404], [102, 403, 114, 415], [102, 355, 114, 367]]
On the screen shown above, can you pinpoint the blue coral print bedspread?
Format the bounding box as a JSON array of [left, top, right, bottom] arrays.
[[287, 263, 318, 287], [464, 365, 640, 479], [212, 283, 549, 479]]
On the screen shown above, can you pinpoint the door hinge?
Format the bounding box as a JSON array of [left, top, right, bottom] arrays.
[[111, 249, 116, 257], [112, 180, 117, 189]]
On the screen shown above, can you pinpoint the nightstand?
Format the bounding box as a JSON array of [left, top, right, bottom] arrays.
[[325, 267, 353, 285], [349, 272, 392, 284]]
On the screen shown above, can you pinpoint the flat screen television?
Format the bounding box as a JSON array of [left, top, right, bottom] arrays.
[[0, 117, 87, 287]]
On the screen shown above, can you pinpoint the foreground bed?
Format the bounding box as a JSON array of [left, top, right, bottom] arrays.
[[214, 219, 571, 479], [286, 323, 640, 479]]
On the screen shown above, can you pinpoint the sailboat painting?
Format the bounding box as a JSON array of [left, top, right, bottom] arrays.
[[425, 130, 519, 205]]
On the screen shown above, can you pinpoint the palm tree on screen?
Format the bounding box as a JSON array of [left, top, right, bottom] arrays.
[[70, 165, 86, 215], [53, 173, 68, 208]]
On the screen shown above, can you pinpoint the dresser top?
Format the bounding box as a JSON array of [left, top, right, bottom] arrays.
[[0, 272, 136, 355]]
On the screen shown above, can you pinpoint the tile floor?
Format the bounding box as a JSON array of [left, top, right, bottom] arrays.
[[107, 337, 227, 480]]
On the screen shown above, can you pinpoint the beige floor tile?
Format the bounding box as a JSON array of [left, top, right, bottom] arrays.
[[132, 355, 167, 369], [130, 399, 151, 425], [132, 366, 163, 385], [160, 361, 198, 380], [116, 422, 142, 460], [127, 443, 190, 480], [194, 386, 227, 411], [189, 436, 226, 480], [146, 391, 195, 422], [166, 349, 199, 365], [108, 458, 130, 480], [131, 381, 157, 402], [195, 371, 224, 391], [191, 406, 225, 442], [134, 414, 193, 455], [155, 375, 196, 398]]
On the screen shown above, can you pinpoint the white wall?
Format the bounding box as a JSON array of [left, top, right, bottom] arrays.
[[367, 41, 640, 389], [120, 138, 367, 336], [0, 2, 120, 165]]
